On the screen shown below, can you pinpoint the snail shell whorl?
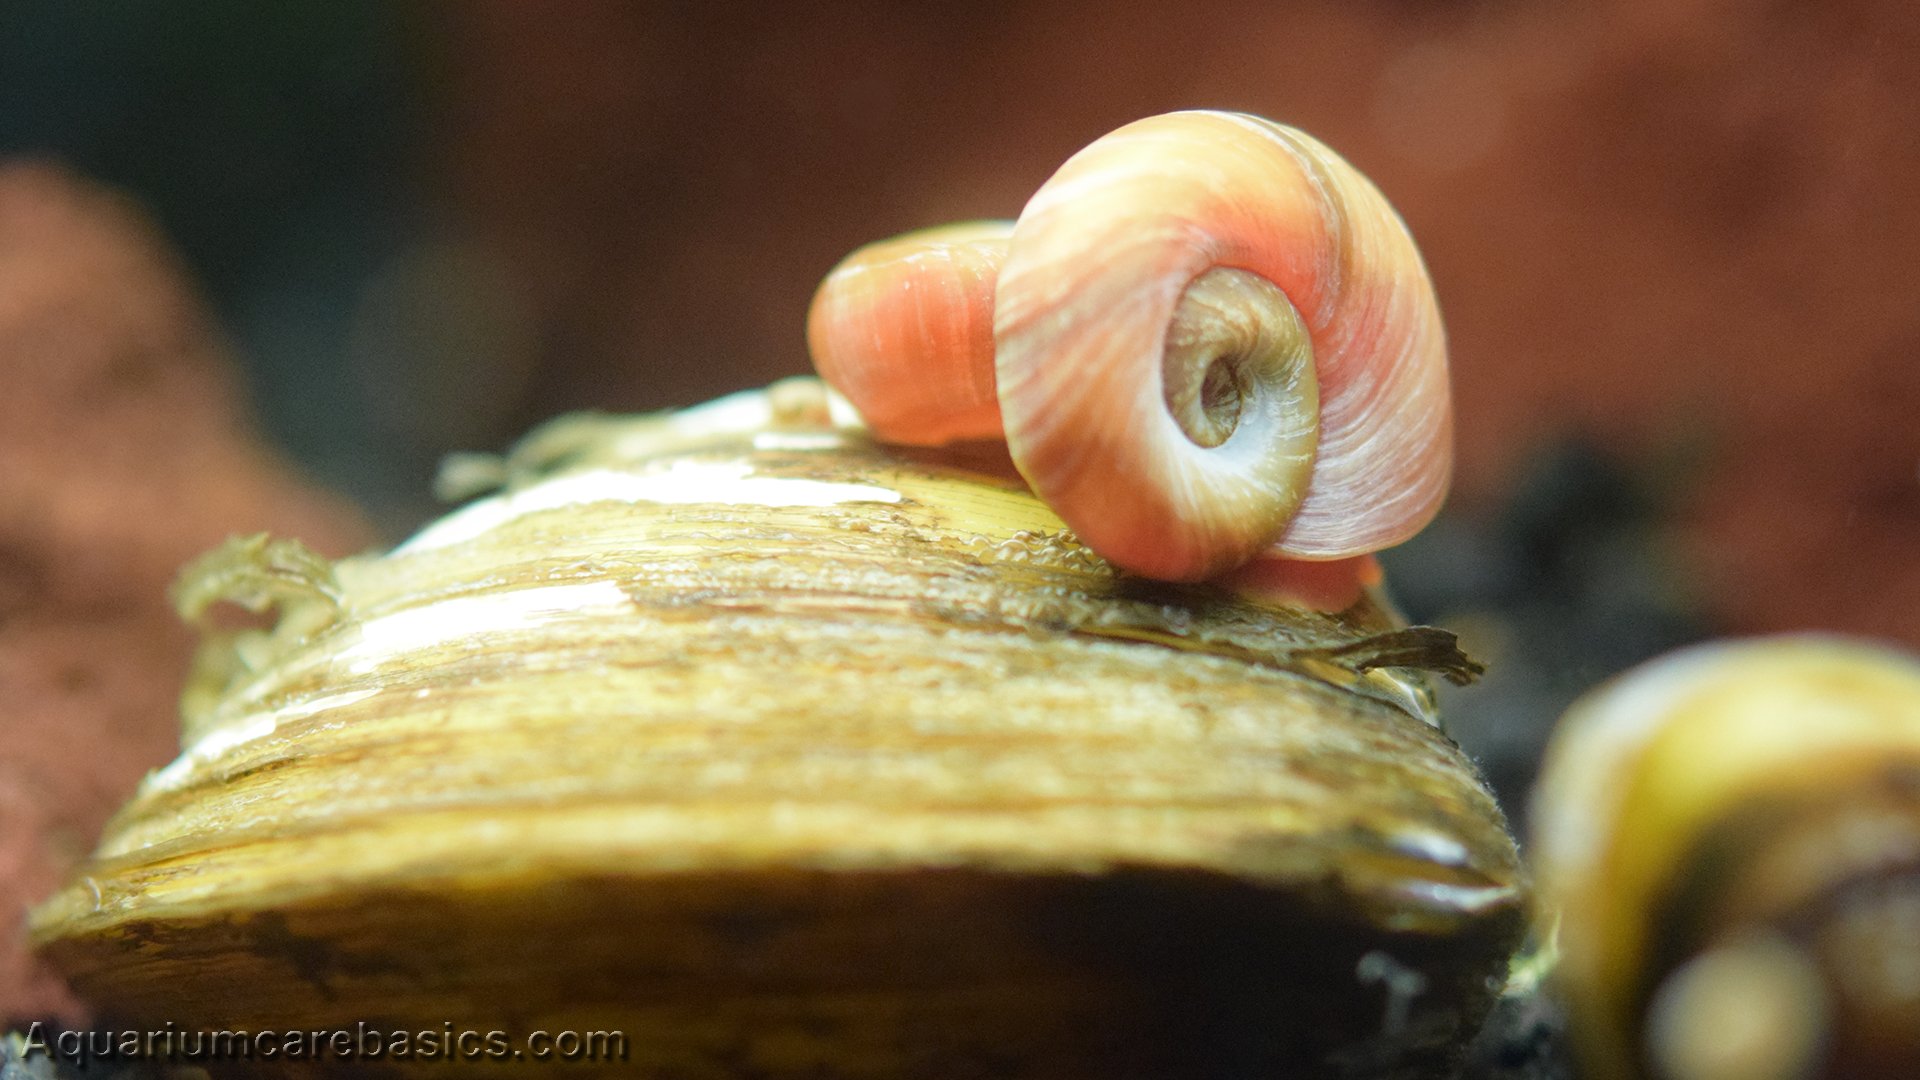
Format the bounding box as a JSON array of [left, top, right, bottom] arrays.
[[995, 111, 1451, 579], [805, 220, 1011, 445]]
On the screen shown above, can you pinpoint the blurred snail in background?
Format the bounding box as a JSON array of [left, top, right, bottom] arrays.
[[1530, 636, 1920, 1080], [808, 111, 1452, 582]]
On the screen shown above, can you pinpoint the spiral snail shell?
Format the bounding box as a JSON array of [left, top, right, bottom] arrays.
[[807, 111, 1452, 581], [30, 382, 1523, 1078], [806, 220, 1011, 445], [1530, 636, 1920, 1080]]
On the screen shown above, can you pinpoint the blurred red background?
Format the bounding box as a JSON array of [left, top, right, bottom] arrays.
[[3, 0, 1917, 1022]]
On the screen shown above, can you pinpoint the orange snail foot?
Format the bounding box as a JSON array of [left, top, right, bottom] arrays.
[[1219, 553, 1385, 614]]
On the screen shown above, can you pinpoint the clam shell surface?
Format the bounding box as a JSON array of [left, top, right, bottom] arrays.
[[32, 383, 1525, 1078]]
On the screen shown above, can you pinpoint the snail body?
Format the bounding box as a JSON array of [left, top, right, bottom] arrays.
[[806, 111, 1452, 581], [1530, 636, 1920, 1080], [32, 383, 1522, 1078]]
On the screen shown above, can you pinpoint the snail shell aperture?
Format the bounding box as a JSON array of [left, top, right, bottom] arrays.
[[30, 382, 1522, 1078]]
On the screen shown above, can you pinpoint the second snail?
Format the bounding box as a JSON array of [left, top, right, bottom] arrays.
[[808, 110, 1452, 583]]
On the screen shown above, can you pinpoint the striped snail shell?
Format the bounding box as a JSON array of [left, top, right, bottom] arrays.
[[1530, 636, 1920, 1080], [807, 111, 1452, 581], [806, 220, 1011, 445], [31, 382, 1522, 1079]]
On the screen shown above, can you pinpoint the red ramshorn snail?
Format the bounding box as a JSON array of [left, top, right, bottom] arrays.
[[807, 111, 1452, 582]]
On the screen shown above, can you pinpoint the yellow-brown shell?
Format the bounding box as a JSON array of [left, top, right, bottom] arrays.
[[1531, 636, 1920, 1080], [31, 381, 1523, 1078]]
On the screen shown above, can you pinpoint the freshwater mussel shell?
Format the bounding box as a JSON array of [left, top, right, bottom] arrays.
[[31, 385, 1526, 1078]]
